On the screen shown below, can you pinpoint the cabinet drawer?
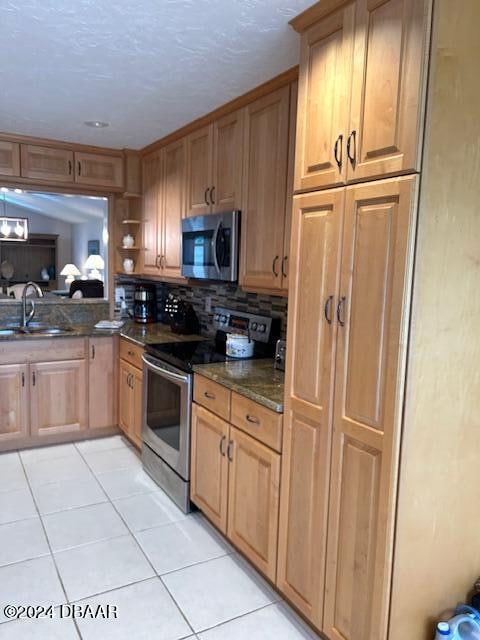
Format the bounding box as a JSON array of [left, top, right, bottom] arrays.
[[0, 338, 86, 365], [119, 338, 144, 370], [193, 375, 231, 421], [231, 392, 283, 453]]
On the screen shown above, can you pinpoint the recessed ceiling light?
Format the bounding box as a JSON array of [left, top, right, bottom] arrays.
[[84, 120, 109, 128], [14, 188, 23, 194]]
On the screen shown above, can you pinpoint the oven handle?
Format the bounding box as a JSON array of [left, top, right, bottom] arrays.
[[142, 355, 190, 383], [212, 219, 222, 275]]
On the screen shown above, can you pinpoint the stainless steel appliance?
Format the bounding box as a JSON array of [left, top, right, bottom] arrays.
[[141, 307, 280, 512], [181, 210, 240, 282], [134, 284, 157, 324]]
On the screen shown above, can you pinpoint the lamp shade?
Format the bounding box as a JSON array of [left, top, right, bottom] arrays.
[[60, 263, 81, 277], [84, 254, 104, 270]]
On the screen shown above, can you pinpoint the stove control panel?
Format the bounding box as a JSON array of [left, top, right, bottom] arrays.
[[213, 307, 274, 343]]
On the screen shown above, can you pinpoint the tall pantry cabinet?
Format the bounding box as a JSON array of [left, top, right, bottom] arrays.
[[279, 0, 431, 638]]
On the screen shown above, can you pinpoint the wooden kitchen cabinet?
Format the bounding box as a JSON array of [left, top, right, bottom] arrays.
[[0, 364, 28, 443], [118, 342, 143, 448], [30, 359, 87, 437], [227, 426, 281, 581], [212, 110, 244, 213], [240, 86, 291, 291], [347, 0, 429, 182], [190, 402, 230, 533], [161, 137, 187, 278], [186, 125, 213, 217], [323, 175, 417, 640], [277, 187, 344, 627], [294, 3, 354, 191], [0, 140, 20, 177], [74, 151, 124, 188], [88, 336, 117, 430], [20, 144, 74, 183], [142, 149, 163, 275], [293, 0, 429, 191]]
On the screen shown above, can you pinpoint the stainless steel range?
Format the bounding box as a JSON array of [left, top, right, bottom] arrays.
[[141, 307, 280, 512]]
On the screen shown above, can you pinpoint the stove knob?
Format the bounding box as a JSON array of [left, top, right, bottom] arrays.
[[221, 315, 228, 323], [258, 324, 266, 333], [251, 322, 258, 330]]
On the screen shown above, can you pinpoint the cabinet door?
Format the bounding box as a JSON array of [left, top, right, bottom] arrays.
[[277, 188, 344, 628], [30, 360, 87, 437], [186, 125, 213, 217], [190, 403, 229, 534], [20, 145, 74, 183], [0, 141, 20, 177], [161, 137, 187, 278], [240, 86, 290, 291], [324, 176, 417, 640], [118, 359, 134, 436], [88, 337, 117, 429], [131, 367, 143, 448], [347, 0, 430, 182], [0, 364, 28, 443], [294, 4, 355, 192], [212, 110, 244, 213], [281, 81, 297, 291], [142, 150, 162, 275], [75, 152, 124, 188], [227, 427, 281, 582]]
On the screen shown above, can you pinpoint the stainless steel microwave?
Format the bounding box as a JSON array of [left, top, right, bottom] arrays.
[[181, 210, 240, 282]]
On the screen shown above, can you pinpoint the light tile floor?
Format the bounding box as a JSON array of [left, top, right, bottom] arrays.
[[0, 436, 321, 639]]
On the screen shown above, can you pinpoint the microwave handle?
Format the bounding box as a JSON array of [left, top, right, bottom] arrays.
[[212, 220, 222, 274], [142, 355, 190, 383]]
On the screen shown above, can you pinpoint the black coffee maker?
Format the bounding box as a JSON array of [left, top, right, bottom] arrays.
[[133, 284, 157, 324]]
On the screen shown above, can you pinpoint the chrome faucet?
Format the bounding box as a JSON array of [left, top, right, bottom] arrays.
[[21, 282, 43, 328]]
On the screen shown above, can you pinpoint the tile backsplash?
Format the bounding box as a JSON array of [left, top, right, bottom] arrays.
[[0, 299, 110, 327], [115, 276, 288, 339]]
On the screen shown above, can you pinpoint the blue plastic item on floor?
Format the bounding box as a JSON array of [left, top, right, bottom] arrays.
[[435, 606, 480, 639]]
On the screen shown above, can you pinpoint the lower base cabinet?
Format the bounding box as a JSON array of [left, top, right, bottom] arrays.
[[0, 364, 28, 443], [0, 336, 117, 449], [30, 360, 87, 437], [191, 402, 281, 581], [118, 357, 143, 448]]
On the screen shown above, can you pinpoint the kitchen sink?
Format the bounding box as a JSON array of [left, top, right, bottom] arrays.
[[20, 325, 74, 335]]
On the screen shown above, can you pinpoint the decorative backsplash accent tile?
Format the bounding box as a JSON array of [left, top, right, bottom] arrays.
[[115, 276, 288, 339]]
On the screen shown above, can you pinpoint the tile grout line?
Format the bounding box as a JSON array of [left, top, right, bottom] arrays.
[[75, 440, 197, 637], [16, 450, 83, 640]]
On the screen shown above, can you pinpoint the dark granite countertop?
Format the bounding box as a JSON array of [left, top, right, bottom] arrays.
[[0, 320, 203, 344], [193, 359, 285, 413]]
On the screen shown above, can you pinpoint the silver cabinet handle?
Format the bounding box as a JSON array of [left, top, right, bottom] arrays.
[[204, 187, 210, 206], [91, 344, 95, 360], [204, 391, 216, 400], [281, 256, 288, 279], [324, 295, 334, 325], [337, 296, 346, 327], [272, 256, 279, 277], [219, 435, 227, 457], [210, 186, 215, 205], [32, 371, 36, 386], [347, 130, 357, 168], [227, 440, 234, 462], [77, 161, 82, 176], [21, 372, 25, 387], [334, 133, 343, 170]]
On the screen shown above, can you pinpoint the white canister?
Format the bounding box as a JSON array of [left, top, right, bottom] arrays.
[[226, 333, 254, 359], [122, 233, 134, 248], [123, 258, 135, 273]]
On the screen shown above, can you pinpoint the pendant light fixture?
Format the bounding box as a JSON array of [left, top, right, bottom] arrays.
[[0, 189, 28, 242]]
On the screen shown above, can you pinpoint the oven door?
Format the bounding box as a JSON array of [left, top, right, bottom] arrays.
[[181, 211, 239, 281], [141, 355, 192, 481]]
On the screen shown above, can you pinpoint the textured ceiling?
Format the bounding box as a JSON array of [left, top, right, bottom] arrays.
[[0, 0, 309, 149]]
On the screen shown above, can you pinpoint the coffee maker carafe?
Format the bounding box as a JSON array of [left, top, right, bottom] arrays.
[[133, 284, 156, 324]]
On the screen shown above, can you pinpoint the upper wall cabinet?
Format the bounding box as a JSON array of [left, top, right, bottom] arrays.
[[19, 144, 124, 189], [295, 4, 355, 191], [21, 145, 74, 183], [0, 140, 20, 177], [141, 138, 187, 279], [75, 151, 123, 188], [186, 125, 213, 217], [294, 0, 430, 191], [240, 86, 291, 292], [186, 111, 244, 217]]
